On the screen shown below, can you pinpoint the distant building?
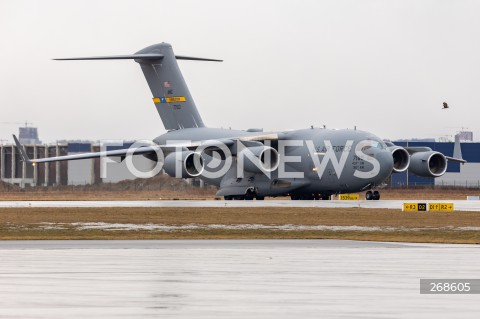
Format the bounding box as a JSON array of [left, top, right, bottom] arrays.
[[0, 143, 66, 188], [0, 141, 158, 187], [455, 131, 473, 142], [394, 138, 436, 143], [18, 126, 41, 144]]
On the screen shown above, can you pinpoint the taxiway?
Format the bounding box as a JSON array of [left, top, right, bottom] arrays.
[[1, 199, 480, 210]]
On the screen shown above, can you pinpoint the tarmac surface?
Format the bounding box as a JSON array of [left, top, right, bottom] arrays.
[[0, 240, 479, 319], [1, 199, 480, 210]]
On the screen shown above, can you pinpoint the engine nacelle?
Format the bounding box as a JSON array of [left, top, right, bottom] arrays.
[[237, 146, 279, 174], [409, 151, 447, 177], [387, 146, 410, 173], [163, 151, 204, 178]]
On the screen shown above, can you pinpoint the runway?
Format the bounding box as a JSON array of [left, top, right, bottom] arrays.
[[2, 199, 480, 210], [0, 240, 479, 319]]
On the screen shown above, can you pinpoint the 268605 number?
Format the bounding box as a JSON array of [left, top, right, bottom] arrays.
[[430, 282, 471, 292]]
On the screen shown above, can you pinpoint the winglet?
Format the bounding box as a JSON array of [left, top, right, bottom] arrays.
[[12, 135, 32, 163], [453, 135, 463, 160], [447, 135, 466, 164]]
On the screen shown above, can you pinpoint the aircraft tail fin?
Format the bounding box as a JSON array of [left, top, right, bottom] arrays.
[[55, 43, 222, 131]]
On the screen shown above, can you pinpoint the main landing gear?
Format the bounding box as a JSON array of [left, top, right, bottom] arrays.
[[224, 189, 265, 201], [224, 195, 265, 200], [290, 194, 329, 200], [365, 190, 380, 200]]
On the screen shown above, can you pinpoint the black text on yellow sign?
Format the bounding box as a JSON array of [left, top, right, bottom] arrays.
[[403, 203, 427, 212], [339, 194, 359, 200], [403, 203, 454, 212], [428, 203, 454, 212]]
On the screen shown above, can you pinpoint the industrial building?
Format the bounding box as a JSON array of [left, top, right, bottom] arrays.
[[0, 142, 156, 187], [18, 125, 41, 144]]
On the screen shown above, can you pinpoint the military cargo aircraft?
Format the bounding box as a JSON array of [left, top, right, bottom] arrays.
[[13, 43, 466, 200]]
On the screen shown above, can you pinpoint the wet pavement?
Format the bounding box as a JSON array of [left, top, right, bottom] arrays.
[[0, 240, 479, 318]]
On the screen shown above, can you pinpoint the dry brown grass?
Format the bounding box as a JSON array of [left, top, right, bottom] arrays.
[[0, 229, 477, 244], [1, 207, 479, 243], [2, 207, 480, 227]]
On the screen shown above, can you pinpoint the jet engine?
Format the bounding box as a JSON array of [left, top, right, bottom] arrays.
[[237, 146, 279, 174], [409, 151, 447, 178], [387, 146, 410, 173], [163, 151, 204, 178]]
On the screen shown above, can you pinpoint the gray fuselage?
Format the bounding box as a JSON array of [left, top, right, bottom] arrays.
[[153, 127, 394, 197]]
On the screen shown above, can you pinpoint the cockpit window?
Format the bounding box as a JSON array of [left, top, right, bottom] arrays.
[[362, 140, 387, 151]]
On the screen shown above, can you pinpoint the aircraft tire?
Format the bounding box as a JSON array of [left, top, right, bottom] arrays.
[[373, 191, 380, 200], [366, 191, 373, 200], [245, 189, 255, 200], [224, 195, 233, 200]]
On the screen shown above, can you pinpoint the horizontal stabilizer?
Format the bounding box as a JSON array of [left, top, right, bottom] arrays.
[[54, 55, 222, 62], [54, 54, 164, 61], [175, 55, 223, 62]]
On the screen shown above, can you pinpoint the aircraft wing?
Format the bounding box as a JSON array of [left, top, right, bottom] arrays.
[[13, 135, 161, 165], [444, 156, 467, 163], [403, 146, 466, 164], [13, 132, 279, 164], [403, 146, 432, 154], [168, 133, 279, 148]]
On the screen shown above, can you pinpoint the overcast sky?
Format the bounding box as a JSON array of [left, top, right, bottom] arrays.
[[1, 0, 479, 143]]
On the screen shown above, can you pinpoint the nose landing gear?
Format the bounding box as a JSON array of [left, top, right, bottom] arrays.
[[365, 190, 380, 200]]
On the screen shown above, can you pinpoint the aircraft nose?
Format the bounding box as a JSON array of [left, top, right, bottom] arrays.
[[361, 147, 394, 181], [375, 149, 394, 180]]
